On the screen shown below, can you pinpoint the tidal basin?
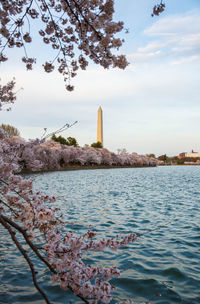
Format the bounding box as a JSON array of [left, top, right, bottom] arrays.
[[0, 166, 200, 303]]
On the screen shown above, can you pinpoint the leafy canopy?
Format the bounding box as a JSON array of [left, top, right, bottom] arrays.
[[91, 141, 103, 148], [0, 123, 20, 137], [51, 134, 78, 146]]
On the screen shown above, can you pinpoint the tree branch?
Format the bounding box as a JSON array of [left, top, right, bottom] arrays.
[[0, 214, 90, 303], [0, 214, 56, 272], [137, 221, 172, 237], [0, 0, 34, 55], [0, 197, 19, 217], [70, 0, 102, 40], [0, 214, 52, 304]]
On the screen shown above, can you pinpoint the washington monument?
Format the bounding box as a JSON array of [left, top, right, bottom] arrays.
[[97, 106, 103, 146]]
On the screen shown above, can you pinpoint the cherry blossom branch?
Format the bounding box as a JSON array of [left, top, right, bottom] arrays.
[[0, 213, 89, 303], [0, 0, 34, 55], [70, 0, 102, 40], [65, 0, 109, 62], [64, 0, 84, 38], [40, 0, 66, 52], [0, 197, 20, 217], [0, 79, 16, 111], [0, 213, 56, 271], [0, 178, 37, 222], [152, 1, 165, 16], [0, 214, 52, 304]]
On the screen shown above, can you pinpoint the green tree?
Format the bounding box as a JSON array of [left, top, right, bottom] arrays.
[[66, 137, 78, 147], [51, 134, 78, 146], [157, 154, 170, 163], [177, 159, 185, 165], [147, 153, 156, 158], [0, 124, 20, 137], [91, 141, 103, 148], [51, 134, 67, 145]]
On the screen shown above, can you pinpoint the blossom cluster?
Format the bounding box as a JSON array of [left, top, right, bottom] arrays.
[[4, 136, 158, 171], [0, 79, 16, 111], [0, 0, 128, 90], [0, 129, 140, 303], [152, 2, 166, 17], [4, 137, 158, 172]]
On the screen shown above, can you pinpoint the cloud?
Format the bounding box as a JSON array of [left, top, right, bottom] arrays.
[[1, 9, 200, 155], [144, 11, 200, 36], [137, 39, 176, 53], [129, 10, 200, 66], [171, 33, 200, 55], [170, 55, 200, 66]]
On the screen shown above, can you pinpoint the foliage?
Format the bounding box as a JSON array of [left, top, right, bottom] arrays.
[[146, 153, 156, 159], [0, 123, 20, 137], [91, 141, 103, 148], [51, 134, 78, 146], [66, 136, 78, 147], [51, 134, 67, 145], [177, 159, 184, 165], [156, 155, 197, 165], [157, 154, 169, 162]]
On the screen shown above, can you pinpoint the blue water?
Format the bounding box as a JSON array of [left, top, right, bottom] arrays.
[[0, 166, 200, 303]]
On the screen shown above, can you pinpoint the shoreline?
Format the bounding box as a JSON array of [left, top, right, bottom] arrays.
[[159, 163, 200, 166], [21, 162, 200, 175], [21, 163, 157, 174]]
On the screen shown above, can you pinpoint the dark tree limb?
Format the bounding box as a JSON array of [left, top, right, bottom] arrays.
[[0, 214, 52, 304], [0, 214, 56, 273], [0, 214, 90, 303], [0, 197, 19, 217]]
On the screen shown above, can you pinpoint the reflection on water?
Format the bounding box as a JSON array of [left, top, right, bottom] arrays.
[[1, 166, 200, 303]]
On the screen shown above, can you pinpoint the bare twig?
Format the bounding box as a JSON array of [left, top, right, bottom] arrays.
[[44, 120, 78, 139], [137, 221, 172, 238]]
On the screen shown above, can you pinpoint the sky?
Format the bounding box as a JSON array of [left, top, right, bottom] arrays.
[[1, 0, 200, 156]]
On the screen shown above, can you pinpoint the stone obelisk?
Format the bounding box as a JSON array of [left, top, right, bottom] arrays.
[[97, 106, 103, 146]]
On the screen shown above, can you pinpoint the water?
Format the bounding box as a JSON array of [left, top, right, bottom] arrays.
[[1, 166, 200, 303]]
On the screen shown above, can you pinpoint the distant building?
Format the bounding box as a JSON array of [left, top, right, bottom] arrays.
[[97, 106, 103, 146], [178, 152, 187, 159], [178, 150, 200, 159]]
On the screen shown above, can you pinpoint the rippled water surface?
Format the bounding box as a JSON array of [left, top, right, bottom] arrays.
[[1, 166, 200, 303]]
